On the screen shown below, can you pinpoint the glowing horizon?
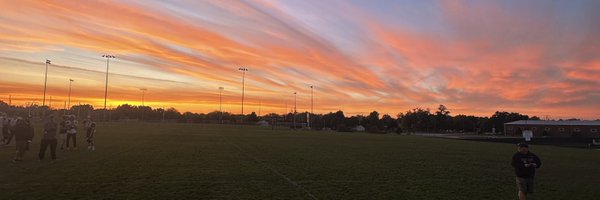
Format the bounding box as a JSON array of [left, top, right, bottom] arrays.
[[1, 0, 599, 119]]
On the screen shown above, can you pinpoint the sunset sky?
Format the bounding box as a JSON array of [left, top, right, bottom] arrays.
[[1, 0, 599, 119]]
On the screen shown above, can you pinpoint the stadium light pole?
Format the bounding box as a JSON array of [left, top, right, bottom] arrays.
[[293, 92, 297, 130], [42, 59, 51, 107], [140, 88, 147, 121], [140, 88, 147, 106], [238, 67, 248, 123], [310, 85, 314, 129], [258, 96, 261, 117], [67, 79, 74, 110], [219, 87, 224, 124], [102, 54, 115, 121]]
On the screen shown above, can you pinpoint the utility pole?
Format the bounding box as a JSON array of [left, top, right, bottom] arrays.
[[43, 59, 51, 106]]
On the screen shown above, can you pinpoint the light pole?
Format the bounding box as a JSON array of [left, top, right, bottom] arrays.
[[238, 67, 248, 123], [102, 54, 115, 121], [258, 96, 262, 117], [310, 85, 314, 129], [293, 92, 297, 130], [140, 88, 147, 106], [140, 88, 147, 121], [67, 79, 74, 111], [42, 59, 51, 107], [219, 87, 224, 124]]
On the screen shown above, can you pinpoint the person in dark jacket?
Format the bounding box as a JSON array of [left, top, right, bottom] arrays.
[[511, 142, 542, 200], [59, 116, 68, 150], [14, 118, 34, 162], [39, 116, 58, 161]]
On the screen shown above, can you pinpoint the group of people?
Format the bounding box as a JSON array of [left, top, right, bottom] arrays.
[[0, 113, 96, 162]]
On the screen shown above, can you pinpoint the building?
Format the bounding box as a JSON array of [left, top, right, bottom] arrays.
[[352, 125, 366, 132], [504, 120, 600, 138]]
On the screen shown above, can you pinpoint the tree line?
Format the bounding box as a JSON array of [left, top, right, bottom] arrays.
[[0, 101, 592, 134]]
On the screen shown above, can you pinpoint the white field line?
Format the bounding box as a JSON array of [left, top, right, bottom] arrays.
[[221, 137, 319, 200]]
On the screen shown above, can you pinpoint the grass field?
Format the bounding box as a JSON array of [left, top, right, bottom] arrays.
[[1, 123, 599, 199]]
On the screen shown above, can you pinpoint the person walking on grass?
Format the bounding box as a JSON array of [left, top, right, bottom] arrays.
[[512, 142, 542, 200], [66, 115, 78, 150], [59, 115, 68, 150], [13, 117, 34, 162], [39, 115, 58, 161]]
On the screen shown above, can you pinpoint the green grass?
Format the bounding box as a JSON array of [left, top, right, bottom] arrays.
[[1, 123, 599, 199]]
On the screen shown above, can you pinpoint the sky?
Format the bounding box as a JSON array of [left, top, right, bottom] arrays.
[[0, 0, 599, 119]]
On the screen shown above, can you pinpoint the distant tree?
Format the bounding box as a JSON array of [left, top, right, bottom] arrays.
[[322, 111, 345, 130], [113, 104, 136, 120], [489, 111, 529, 133], [364, 111, 382, 132], [380, 114, 397, 133], [164, 108, 181, 120], [246, 112, 259, 122], [0, 101, 10, 111], [452, 115, 479, 132], [401, 108, 433, 133], [434, 105, 451, 132]]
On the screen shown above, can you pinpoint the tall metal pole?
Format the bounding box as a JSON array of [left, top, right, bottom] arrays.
[[293, 92, 297, 130], [140, 88, 147, 106], [67, 79, 74, 111], [310, 85, 314, 129], [102, 55, 115, 121], [258, 96, 261, 117], [43, 59, 51, 106], [310, 86, 314, 114], [140, 88, 147, 121], [219, 87, 224, 124], [238, 67, 248, 123], [162, 107, 165, 122]]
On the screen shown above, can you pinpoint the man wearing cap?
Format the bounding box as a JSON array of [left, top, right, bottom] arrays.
[[512, 142, 542, 200]]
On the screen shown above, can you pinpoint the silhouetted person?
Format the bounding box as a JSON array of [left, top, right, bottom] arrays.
[[14, 118, 34, 162], [0, 114, 6, 145], [39, 116, 58, 161], [85, 120, 96, 151], [59, 116, 68, 150], [512, 142, 542, 200], [4, 116, 17, 145], [66, 116, 78, 150]]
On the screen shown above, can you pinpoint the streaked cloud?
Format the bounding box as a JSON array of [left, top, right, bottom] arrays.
[[0, 0, 598, 119]]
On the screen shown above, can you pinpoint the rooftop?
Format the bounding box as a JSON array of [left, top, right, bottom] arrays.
[[505, 120, 600, 126]]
